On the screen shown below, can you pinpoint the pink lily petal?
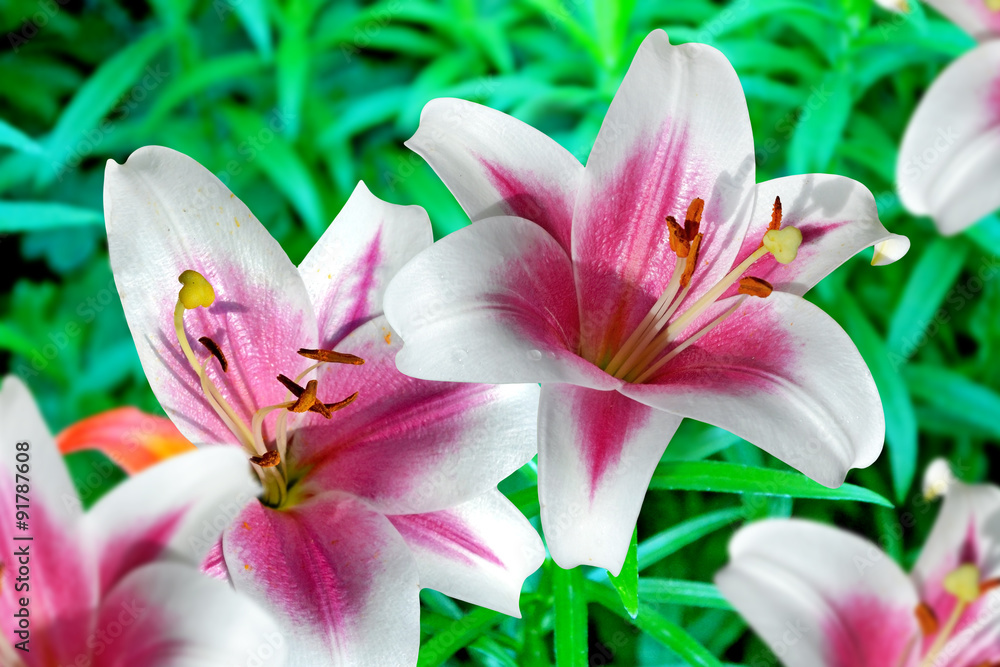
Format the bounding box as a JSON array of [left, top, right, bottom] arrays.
[[572, 30, 756, 363], [292, 316, 538, 514], [923, 0, 1000, 40], [105, 145, 318, 447], [56, 406, 195, 475], [224, 494, 420, 667], [96, 562, 284, 666], [82, 446, 259, 596], [387, 489, 545, 617], [0, 475, 94, 666], [622, 292, 883, 488], [299, 181, 432, 349], [406, 97, 583, 254], [897, 42, 1000, 235], [537, 384, 682, 575], [725, 174, 909, 298], [716, 519, 920, 667], [385, 216, 618, 389]]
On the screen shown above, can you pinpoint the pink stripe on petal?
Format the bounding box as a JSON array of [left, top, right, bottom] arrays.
[[481, 158, 574, 254], [99, 510, 186, 595], [320, 230, 382, 349], [389, 511, 504, 568], [575, 388, 652, 495], [824, 594, 917, 667]]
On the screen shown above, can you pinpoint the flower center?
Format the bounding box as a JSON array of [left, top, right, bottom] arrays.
[[603, 197, 801, 384], [172, 271, 363, 507], [916, 563, 1000, 667]]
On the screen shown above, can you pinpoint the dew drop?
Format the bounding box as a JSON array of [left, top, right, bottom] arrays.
[[452, 348, 468, 363], [526, 349, 542, 361]]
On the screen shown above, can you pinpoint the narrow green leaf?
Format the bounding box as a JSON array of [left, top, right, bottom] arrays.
[[0, 119, 41, 155], [837, 295, 918, 502], [0, 202, 104, 232], [638, 507, 744, 571], [553, 566, 588, 667], [788, 65, 853, 173], [40, 30, 168, 186], [417, 608, 502, 667], [650, 461, 893, 507], [588, 582, 722, 667], [887, 237, 968, 357], [638, 579, 732, 610], [904, 364, 1000, 439], [607, 528, 639, 618], [227, 0, 274, 60]]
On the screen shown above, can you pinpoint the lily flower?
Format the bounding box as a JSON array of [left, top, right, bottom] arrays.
[[383, 29, 909, 575], [104, 146, 545, 666], [0, 375, 282, 666], [715, 462, 1000, 667], [896, 3, 1000, 234]]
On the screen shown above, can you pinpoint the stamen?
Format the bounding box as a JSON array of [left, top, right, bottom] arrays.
[[738, 276, 773, 298], [768, 196, 782, 231], [290, 380, 319, 413], [679, 233, 702, 288], [684, 198, 704, 240], [915, 602, 939, 636], [250, 450, 281, 468], [325, 391, 359, 413], [298, 348, 365, 365], [277, 373, 302, 395], [276, 375, 358, 419], [199, 336, 228, 372], [980, 577, 1000, 595], [920, 563, 984, 667], [177, 270, 215, 309]]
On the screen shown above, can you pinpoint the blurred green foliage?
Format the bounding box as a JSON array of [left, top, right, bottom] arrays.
[[1, 0, 998, 664]]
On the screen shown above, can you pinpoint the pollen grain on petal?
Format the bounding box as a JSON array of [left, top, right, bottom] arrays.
[[250, 450, 281, 468], [915, 602, 938, 636], [738, 276, 774, 298], [297, 348, 365, 365], [198, 336, 228, 372]]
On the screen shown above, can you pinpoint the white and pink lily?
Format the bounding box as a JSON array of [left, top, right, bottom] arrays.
[[383, 29, 909, 575], [104, 146, 545, 666], [0, 375, 283, 666], [897, 1, 1000, 234], [716, 464, 1000, 667]]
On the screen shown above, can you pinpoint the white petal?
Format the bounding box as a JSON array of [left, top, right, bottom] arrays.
[[384, 216, 617, 389], [538, 384, 682, 575], [104, 145, 317, 447], [897, 42, 1000, 235], [96, 562, 285, 666], [716, 519, 920, 667], [299, 181, 433, 348], [0, 375, 80, 527], [622, 292, 884, 488], [406, 97, 583, 254], [572, 30, 756, 362], [387, 489, 545, 617], [83, 446, 259, 595], [923, 0, 1000, 40]]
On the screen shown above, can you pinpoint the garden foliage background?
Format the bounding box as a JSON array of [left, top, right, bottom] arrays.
[[1, 0, 998, 664]]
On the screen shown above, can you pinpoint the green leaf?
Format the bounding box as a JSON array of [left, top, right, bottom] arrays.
[[417, 608, 503, 667], [637, 579, 733, 610], [607, 528, 639, 618], [587, 581, 722, 667], [40, 30, 169, 186], [553, 565, 588, 667], [65, 450, 127, 509], [904, 364, 1000, 439], [788, 64, 853, 173], [836, 295, 918, 502], [226, 0, 274, 60], [0, 202, 104, 232], [887, 237, 968, 357], [650, 461, 893, 507], [638, 507, 745, 571], [0, 119, 41, 154]]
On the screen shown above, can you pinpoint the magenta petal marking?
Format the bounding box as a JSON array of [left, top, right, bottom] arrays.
[[389, 511, 504, 568], [481, 158, 574, 254], [574, 389, 651, 498], [321, 231, 383, 349], [823, 594, 916, 667], [99, 510, 186, 595]]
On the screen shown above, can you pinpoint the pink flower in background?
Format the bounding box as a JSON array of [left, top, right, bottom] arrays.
[[716, 463, 1000, 667], [384, 29, 909, 575], [104, 146, 545, 666], [0, 375, 282, 666], [897, 2, 1000, 234]]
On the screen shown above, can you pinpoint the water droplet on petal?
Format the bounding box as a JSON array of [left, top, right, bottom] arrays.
[[527, 349, 542, 361], [452, 349, 468, 363]]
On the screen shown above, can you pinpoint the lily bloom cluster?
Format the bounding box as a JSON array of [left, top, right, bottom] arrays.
[[0, 376, 283, 666], [896, 0, 1000, 234], [717, 463, 1000, 667], [385, 29, 908, 575]]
